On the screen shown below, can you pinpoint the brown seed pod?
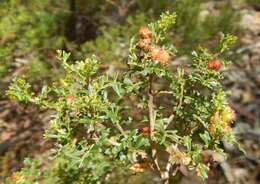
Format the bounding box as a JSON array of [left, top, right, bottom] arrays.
[[138, 127, 150, 137], [137, 38, 152, 52], [139, 26, 152, 40], [150, 46, 171, 66], [129, 163, 146, 173], [208, 59, 221, 71]]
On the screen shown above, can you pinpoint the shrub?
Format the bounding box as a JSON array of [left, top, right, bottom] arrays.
[[7, 11, 243, 184]]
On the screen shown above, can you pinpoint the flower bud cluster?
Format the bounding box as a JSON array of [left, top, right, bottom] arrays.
[[138, 26, 171, 66], [209, 106, 236, 138]]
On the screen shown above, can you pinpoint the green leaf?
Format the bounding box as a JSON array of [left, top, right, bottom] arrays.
[[183, 136, 192, 151], [199, 131, 211, 148]]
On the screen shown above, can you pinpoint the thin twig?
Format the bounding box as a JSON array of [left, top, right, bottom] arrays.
[[147, 75, 163, 179], [92, 133, 120, 146], [148, 93, 155, 135], [108, 139, 120, 146], [151, 142, 162, 174], [161, 155, 172, 184], [177, 82, 184, 109], [115, 122, 125, 135], [164, 80, 183, 129], [148, 75, 156, 135], [164, 114, 175, 129], [157, 91, 173, 95]]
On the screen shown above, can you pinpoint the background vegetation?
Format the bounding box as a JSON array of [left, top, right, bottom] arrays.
[[0, 0, 259, 184]]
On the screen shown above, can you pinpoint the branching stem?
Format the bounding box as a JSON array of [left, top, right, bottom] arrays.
[[148, 75, 167, 182]]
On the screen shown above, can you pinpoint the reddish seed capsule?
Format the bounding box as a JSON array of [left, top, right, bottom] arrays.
[[150, 46, 171, 66], [138, 38, 152, 52], [138, 127, 150, 137], [66, 95, 74, 105], [139, 26, 152, 40], [208, 59, 221, 71]]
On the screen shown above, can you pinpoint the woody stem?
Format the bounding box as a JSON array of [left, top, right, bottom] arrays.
[[148, 75, 164, 180]]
